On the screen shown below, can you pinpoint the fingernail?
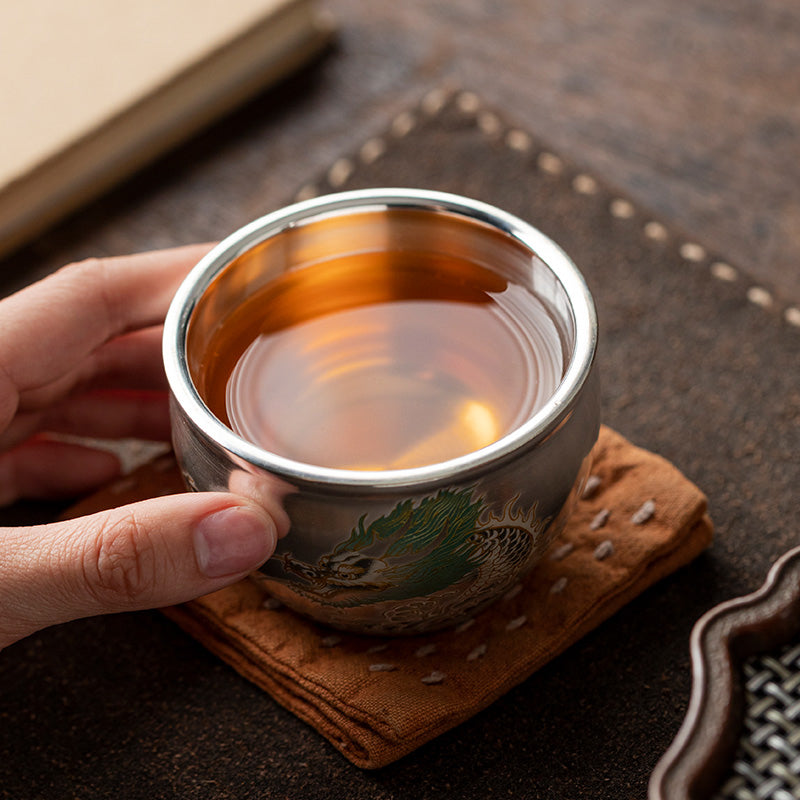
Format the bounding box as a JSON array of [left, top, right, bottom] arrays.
[[193, 505, 276, 578]]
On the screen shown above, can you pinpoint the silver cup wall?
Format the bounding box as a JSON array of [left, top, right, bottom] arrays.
[[163, 189, 600, 635]]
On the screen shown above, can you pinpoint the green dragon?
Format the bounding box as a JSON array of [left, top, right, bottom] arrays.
[[273, 487, 545, 615]]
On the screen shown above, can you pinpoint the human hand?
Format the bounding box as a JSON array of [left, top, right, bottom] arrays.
[[0, 247, 279, 650]]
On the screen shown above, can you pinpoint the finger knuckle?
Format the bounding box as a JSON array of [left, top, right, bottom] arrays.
[[59, 257, 117, 328], [59, 256, 104, 284], [83, 511, 156, 607]]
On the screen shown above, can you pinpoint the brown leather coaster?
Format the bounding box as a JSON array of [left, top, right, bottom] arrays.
[[64, 426, 712, 769], [1, 89, 798, 799]]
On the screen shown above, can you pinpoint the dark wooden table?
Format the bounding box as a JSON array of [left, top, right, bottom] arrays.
[[1, 3, 799, 798], [5, 0, 800, 308]]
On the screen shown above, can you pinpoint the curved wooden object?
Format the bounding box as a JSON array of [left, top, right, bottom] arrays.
[[649, 544, 800, 799]]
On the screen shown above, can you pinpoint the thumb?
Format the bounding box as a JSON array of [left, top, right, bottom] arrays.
[[0, 492, 277, 649]]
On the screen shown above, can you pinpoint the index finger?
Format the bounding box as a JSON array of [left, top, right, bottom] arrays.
[[0, 244, 212, 401]]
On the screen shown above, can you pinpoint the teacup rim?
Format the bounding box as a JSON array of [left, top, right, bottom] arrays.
[[163, 188, 598, 490]]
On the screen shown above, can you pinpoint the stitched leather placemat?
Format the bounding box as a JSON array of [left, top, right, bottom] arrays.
[[1, 89, 798, 800]]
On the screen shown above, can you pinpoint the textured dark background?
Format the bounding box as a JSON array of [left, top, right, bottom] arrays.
[[2, 97, 798, 800], [4, 1, 800, 309], [1, 4, 799, 799]]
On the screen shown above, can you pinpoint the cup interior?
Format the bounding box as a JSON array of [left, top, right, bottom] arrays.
[[166, 190, 596, 487], [185, 206, 577, 377]]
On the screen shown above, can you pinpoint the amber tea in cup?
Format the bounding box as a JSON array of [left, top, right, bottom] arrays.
[[166, 189, 599, 635], [195, 250, 567, 471]]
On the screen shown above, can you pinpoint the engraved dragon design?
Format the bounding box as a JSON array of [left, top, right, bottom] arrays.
[[265, 488, 549, 634]]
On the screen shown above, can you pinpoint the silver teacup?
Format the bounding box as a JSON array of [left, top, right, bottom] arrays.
[[163, 188, 600, 635]]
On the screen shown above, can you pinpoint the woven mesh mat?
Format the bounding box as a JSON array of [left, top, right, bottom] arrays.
[[716, 645, 800, 800]]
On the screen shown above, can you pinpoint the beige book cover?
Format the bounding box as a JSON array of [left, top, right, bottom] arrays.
[[0, 0, 333, 258]]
